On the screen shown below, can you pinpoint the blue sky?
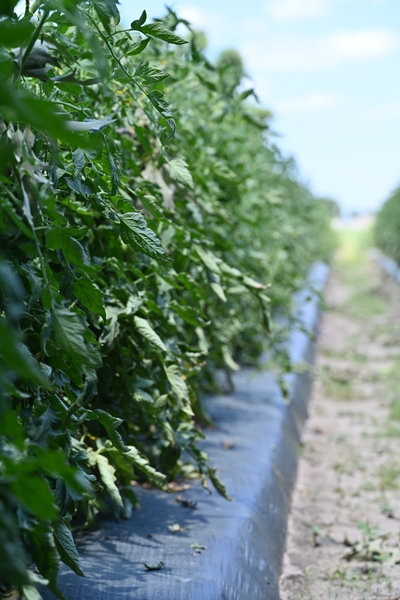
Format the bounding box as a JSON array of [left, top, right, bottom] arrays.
[[119, 0, 400, 215]]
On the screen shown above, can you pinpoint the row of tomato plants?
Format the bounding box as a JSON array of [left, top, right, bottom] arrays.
[[0, 1, 334, 597], [375, 186, 400, 265]]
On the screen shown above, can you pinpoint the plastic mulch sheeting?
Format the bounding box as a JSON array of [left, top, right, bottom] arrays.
[[40, 262, 329, 600]]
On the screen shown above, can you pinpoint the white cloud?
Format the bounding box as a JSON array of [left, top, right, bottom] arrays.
[[240, 28, 398, 72], [276, 92, 340, 114], [266, 0, 329, 20], [324, 29, 398, 60]]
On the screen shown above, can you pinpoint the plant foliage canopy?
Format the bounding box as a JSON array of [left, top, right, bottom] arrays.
[[0, 1, 334, 596]]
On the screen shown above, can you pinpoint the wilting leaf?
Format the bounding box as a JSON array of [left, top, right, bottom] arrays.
[[90, 452, 123, 508], [143, 561, 165, 571], [208, 467, 233, 501], [124, 446, 167, 487]]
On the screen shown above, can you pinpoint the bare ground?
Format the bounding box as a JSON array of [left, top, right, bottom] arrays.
[[280, 254, 400, 600]]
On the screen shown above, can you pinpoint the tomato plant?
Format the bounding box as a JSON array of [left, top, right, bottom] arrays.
[[0, 1, 333, 596], [375, 187, 400, 265]]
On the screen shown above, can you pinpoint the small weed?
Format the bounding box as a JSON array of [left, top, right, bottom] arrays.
[[312, 524, 321, 547], [362, 482, 376, 492], [380, 499, 395, 518]]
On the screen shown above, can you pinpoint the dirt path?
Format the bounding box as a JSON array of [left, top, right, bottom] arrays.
[[280, 244, 400, 600]]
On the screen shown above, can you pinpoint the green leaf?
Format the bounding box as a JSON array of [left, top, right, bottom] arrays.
[[11, 475, 58, 520], [73, 149, 85, 173], [242, 275, 267, 290], [222, 346, 240, 371], [171, 302, 208, 327], [0, 18, 34, 47], [212, 160, 240, 183], [134, 316, 167, 352], [52, 307, 102, 370], [130, 10, 147, 29], [133, 388, 154, 403], [208, 467, 233, 501], [195, 245, 221, 274], [164, 364, 192, 415], [92, 0, 119, 33], [238, 88, 256, 101], [130, 19, 187, 45], [46, 228, 90, 268], [72, 278, 106, 320], [147, 90, 175, 137], [86, 409, 129, 452], [120, 212, 168, 261], [29, 523, 63, 599], [125, 37, 151, 56], [210, 281, 227, 302], [53, 520, 84, 577], [134, 61, 169, 83], [0, 86, 92, 147], [167, 158, 194, 189], [0, 0, 18, 17], [139, 193, 164, 219], [0, 318, 50, 386]]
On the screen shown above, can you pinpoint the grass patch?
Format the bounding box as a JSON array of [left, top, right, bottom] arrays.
[[321, 365, 355, 401], [326, 378, 354, 401], [382, 423, 400, 438], [343, 290, 387, 319], [353, 352, 368, 364], [334, 220, 388, 320], [321, 347, 347, 359], [389, 401, 400, 421], [362, 482, 376, 492], [321, 348, 368, 364], [378, 462, 400, 490], [381, 357, 400, 423]]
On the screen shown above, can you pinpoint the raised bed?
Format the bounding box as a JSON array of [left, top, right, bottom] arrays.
[[41, 262, 329, 600]]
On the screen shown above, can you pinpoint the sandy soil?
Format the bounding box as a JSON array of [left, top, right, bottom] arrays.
[[280, 256, 400, 600]]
